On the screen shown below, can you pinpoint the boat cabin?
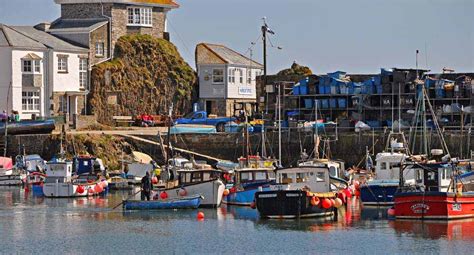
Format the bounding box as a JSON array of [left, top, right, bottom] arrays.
[[44, 161, 74, 183], [74, 156, 105, 175], [299, 159, 344, 179], [411, 163, 453, 192], [234, 168, 275, 184], [178, 169, 221, 186], [272, 166, 330, 193]]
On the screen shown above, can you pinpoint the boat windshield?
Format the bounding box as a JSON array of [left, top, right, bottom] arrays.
[[179, 171, 219, 185], [240, 171, 273, 182]]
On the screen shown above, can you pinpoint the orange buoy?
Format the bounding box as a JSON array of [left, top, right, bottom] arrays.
[[197, 211, 205, 220], [160, 191, 168, 200], [76, 185, 85, 194], [321, 198, 332, 209], [310, 196, 320, 206], [334, 198, 343, 208], [179, 188, 187, 196], [94, 184, 103, 193], [223, 189, 230, 196], [152, 177, 158, 184], [387, 207, 396, 217]]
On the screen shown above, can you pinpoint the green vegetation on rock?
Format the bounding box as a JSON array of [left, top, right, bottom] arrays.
[[90, 34, 196, 124], [277, 61, 313, 76]]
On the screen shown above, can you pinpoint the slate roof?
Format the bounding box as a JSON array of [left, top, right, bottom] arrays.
[[54, 0, 179, 8], [0, 23, 88, 52], [7, 25, 88, 52], [199, 43, 263, 69], [49, 18, 109, 33], [0, 24, 46, 49]]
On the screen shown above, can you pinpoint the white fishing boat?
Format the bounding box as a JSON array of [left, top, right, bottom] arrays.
[[0, 157, 25, 186], [157, 168, 225, 208], [43, 160, 108, 198]]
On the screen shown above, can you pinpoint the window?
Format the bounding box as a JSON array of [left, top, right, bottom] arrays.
[[22, 91, 40, 112], [59, 96, 67, 113], [127, 7, 152, 26], [228, 68, 235, 83], [316, 172, 325, 182], [79, 58, 88, 89], [58, 56, 68, 72], [237, 69, 243, 83], [212, 68, 224, 84], [23, 60, 32, 72], [22, 59, 41, 73], [240, 172, 252, 181], [95, 42, 105, 57], [247, 69, 252, 84], [255, 172, 267, 181]]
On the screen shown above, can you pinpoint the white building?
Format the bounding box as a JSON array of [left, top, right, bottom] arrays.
[[0, 24, 89, 120], [195, 43, 263, 117]]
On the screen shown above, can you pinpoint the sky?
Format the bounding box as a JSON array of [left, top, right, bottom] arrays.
[[1, 0, 473, 74]]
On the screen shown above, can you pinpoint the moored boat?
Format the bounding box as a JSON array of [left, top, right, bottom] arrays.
[[43, 160, 108, 198], [123, 194, 203, 210], [394, 161, 474, 220], [222, 156, 276, 206], [255, 166, 347, 219], [0, 157, 25, 186]]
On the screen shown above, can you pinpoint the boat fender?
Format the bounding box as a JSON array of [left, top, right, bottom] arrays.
[[223, 189, 230, 196], [321, 198, 332, 209], [250, 201, 256, 209], [179, 188, 187, 196], [76, 185, 85, 194], [160, 191, 168, 200], [310, 196, 320, 206], [334, 198, 343, 208]]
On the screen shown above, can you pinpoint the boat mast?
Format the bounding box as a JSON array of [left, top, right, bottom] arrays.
[[261, 111, 266, 158], [314, 99, 319, 159], [166, 103, 174, 179], [277, 82, 282, 167], [3, 82, 12, 157]]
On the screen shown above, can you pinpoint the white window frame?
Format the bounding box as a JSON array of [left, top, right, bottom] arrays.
[[79, 58, 88, 89], [228, 68, 235, 83], [127, 7, 152, 27], [247, 69, 252, 84], [212, 68, 224, 84], [237, 69, 243, 84], [59, 95, 67, 114], [57, 56, 68, 73], [22, 59, 41, 74], [95, 42, 105, 57], [22, 90, 40, 112]]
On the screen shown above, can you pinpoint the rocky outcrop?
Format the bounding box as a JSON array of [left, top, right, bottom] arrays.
[[277, 61, 313, 76], [90, 34, 196, 124]]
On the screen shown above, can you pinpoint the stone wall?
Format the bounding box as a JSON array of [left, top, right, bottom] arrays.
[[89, 24, 110, 66], [61, 3, 114, 19]]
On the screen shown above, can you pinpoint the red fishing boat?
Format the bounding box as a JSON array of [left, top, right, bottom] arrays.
[[394, 162, 474, 220]]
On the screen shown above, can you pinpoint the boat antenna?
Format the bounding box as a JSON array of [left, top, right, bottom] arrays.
[[261, 111, 266, 158], [166, 103, 174, 178]]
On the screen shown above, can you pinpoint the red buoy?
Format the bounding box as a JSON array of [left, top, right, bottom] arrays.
[[152, 177, 158, 184], [344, 188, 352, 198], [354, 190, 360, 197], [387, 207, 396, 217], [250, 201, 256, 209], [87, 188, 94, 195], [321, 198, 332, 209], [76, 185, 85, 194], [160, 191, 168, 200], [197, 211, 205, 220]]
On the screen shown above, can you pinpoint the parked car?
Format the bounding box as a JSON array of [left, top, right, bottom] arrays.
[[175, 111, 236, 132]]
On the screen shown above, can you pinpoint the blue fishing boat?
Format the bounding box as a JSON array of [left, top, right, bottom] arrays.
[[123, 195, 203, 210], [222, 156, 276, 206]]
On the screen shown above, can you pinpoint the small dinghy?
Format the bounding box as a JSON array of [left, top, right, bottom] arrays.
[[123, 194, 203, 210]]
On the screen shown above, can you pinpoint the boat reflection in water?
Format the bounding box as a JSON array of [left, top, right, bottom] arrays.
[[389, 219, 474, 240]]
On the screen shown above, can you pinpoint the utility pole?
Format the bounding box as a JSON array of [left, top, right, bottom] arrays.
[[262, 23, 268, 114]]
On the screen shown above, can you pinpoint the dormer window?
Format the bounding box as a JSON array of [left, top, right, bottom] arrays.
[[127, 7, 152, 27], [22, 53, 42, 74]]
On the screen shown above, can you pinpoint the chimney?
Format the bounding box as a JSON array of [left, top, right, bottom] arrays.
[[34, 22, 51, 32]]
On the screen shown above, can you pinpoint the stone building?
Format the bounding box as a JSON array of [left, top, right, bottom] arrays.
[[49, 0, 179, 65], [195, 43, 263, 117]]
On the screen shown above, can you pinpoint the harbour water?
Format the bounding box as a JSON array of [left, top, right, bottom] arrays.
[[1, 187, 473, 254]]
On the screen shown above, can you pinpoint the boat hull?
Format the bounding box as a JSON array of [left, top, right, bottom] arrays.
[[360, 182, 398, 206], [0, 174, 25, 186], [224, 185, 271, 206], [123, 195, 202, 210], [160, 179, 225, 208], [394, 192, 474, 220], [43, 182, 105, 198], [255, 190, 335, 219]]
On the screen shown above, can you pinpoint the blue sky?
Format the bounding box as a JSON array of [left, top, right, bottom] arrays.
[[1, 0, 472, 74]]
